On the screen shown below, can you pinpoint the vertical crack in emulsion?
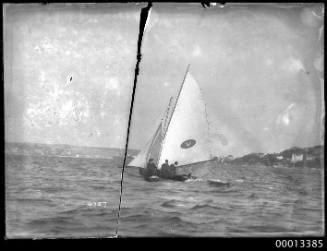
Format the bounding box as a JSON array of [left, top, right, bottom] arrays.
[[114, 2, 152, 237]]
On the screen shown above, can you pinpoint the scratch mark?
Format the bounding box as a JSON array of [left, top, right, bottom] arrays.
[[115, 2, 152, 237], [201, 2, 211, 8], [201, 2, 225, 8]]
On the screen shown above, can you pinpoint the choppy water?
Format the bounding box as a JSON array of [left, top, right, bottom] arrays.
[[6, 154, 324, 238]]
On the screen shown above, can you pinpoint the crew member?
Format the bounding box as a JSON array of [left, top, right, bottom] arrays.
[[145, 158, 158, 178], [168, 161, 178, 177], [160, 159, 170, 178]]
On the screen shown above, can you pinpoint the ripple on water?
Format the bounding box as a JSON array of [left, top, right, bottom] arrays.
[[6, 155, 324, 237]]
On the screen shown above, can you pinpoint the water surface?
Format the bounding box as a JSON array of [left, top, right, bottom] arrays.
[[6, 154, 324, 237]]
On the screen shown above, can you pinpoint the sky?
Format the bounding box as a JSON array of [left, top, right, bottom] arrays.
[[4, 3, 142, 148], [4, 3, 324, 157]]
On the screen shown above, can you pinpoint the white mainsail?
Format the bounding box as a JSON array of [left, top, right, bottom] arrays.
[[158, 72, 211, 168], [129, 68, 211, 170]]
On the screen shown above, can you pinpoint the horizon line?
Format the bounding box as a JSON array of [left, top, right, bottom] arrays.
[[5, 140, 324, 156], [4, 140, 140, 151]]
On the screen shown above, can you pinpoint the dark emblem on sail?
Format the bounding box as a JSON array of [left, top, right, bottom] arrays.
[[181, 139, 196, 149]]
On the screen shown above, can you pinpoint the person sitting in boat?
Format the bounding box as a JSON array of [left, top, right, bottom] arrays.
[[145, 158, 158, 177], [168, 161, 178, 177], [160, 159, 170, 178]]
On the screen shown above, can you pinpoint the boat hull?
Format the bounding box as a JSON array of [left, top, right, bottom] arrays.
[[138, 167, 147, 176], [138, 157, 218, 181], [174, 157, 218, 176]]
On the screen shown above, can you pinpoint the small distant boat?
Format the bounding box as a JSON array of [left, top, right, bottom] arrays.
[[128, 65, 217, 180], [207, 179, 230, 187]]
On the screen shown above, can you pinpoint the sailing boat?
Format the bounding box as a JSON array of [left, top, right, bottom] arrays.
[[128, 65, 217, 180]]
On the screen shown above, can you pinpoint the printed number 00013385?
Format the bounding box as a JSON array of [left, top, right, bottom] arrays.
[[275, 240, 324, 248]]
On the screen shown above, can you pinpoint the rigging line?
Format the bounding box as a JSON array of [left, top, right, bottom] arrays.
[[115, 2, 152, 237], [153, 97, 173, 167], [163, 97, 174, 132], [146, 122, 162, 163], [144, 100, 171, 164], [157, 64, 190, 167], [164, 64, 190, 140], [202, 88, 212, 156]]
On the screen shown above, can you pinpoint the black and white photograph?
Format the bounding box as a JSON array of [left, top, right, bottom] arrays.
[[4, 3, 325, 238]]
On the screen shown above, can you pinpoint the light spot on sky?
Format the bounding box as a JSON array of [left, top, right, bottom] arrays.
[[40, 37, 57, 54], [104, 77, 120, 95], [282, 58, 304, 73], [163, 82, 170, 87], [276, 103, 295, 127], [282, 115, 290, 126], [314, 55, 324, 72], [100, 111, 106, 118], [265, 58, 273, 67], [113, 116, 122, 126], [192, 45, 202, 57], [94, 128, 101, 136]]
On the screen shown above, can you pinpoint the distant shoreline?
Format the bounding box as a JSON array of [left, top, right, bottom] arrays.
[[5, 142, 323, 169], [5, 152, 114, 160]]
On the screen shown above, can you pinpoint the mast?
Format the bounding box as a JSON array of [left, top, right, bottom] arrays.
[[163, 97, 174, 133], [144, 97, 175, 167], [156, 64, 191, 167], [164, 64, 190, 140]]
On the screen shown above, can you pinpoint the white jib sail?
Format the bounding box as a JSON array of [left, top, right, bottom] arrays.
[[128, 122, 163, 168], [146, 123, 163, 165], [128, 138, 152, 168], [158, 72, 211, 168]]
